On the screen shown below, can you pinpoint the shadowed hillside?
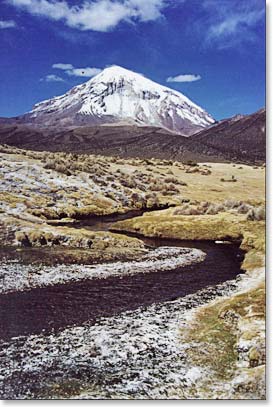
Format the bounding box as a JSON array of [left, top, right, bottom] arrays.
[[0, 108, 265, 164], [187, 108, 265, 163]]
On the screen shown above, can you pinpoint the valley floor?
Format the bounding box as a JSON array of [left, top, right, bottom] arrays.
[[0, 145, 265, 399]]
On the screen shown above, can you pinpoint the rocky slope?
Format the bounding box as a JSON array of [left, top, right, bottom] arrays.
[[187, 108, 266, 163]]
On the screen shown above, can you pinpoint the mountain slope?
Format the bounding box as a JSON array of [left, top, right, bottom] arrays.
[[186, 108, 266, 163], [0, 108, 265, 164], [17, 66, 214, 135]]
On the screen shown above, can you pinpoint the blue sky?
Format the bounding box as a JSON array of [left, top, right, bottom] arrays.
[[0, 0, 265, 120]]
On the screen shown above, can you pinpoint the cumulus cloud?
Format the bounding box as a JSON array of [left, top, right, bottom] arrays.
[[7, 0, 167, 32], [0, 20, 16, 29], [41, 74, 65, 82], [53, 63, 101, 77], [166, 74, 201, 83]]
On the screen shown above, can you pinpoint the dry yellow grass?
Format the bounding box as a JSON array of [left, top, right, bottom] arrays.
[[113, 212, 246, 241], [181, 282, 265, 398], [169, 162, 265, 204]]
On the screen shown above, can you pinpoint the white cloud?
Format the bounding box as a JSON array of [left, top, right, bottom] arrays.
[[126, 0, 165, 22], [166, 74, 201, 83], [41, 74, 65, 82], [203, 0, 265, 49], [53, 63, 101, 77], [52, 63, 74, 70], [65, 67, 102, 77], [208, 10, 264, 40], [0, 20, 16, 29], [8, 0, 167, 32]]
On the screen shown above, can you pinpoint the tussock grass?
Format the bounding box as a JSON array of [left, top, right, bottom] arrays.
[[183, 305, 237, 381]]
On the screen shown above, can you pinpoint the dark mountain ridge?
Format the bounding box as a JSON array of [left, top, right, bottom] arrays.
[[0, 108, 265, 165]]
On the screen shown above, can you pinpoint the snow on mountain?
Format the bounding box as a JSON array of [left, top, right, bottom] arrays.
[[25, 66, 215, 135]]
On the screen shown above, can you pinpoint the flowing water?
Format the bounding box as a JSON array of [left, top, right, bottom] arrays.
[[0, 213, 244, 341]]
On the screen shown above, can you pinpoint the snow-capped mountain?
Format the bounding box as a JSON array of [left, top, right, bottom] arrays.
[[23, 66, 215, 135]]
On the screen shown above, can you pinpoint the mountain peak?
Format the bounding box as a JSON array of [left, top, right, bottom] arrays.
[[90, 65, 160, 91], [98, 65, 140, 77], [25, 65, 215, 134]]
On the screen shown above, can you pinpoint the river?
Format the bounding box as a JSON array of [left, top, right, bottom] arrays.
[[0, 213, 244, 341]]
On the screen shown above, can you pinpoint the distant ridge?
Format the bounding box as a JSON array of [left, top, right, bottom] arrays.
[[186, 108, 265, 163], [0, 108, 265, 165]]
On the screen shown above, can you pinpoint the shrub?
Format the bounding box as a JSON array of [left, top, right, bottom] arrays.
[[220, 177, 237, 182], [224, 200, 241, 209], [44, 159, 72, 176], [205, 203, 224, 215], [150, 181, 164, 191], [162, 190, 177, 196], [173, 205, 201, 216], [164, 183, 180, 193], [120, 176, 138, 188], [237, 203, 252, 214], [247, 207, 266, 221], [185, 160, 198, 166], [200, 169, 212, 175], [200, 201, 210, 209], [164, 176, 187, 186]]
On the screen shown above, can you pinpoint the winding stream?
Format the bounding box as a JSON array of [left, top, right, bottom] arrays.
[[0, 213, 244, 341], [0, 211, 248, 399]]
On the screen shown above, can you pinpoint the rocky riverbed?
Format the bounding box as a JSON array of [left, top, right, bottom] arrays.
[[0, 267, 264, 400], [0, 279, 239, 399], [0, 247, 205, 294]]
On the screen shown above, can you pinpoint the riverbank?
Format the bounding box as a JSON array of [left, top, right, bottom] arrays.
[[0, 247, 205, 294], [111, 207, 266, 398]]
